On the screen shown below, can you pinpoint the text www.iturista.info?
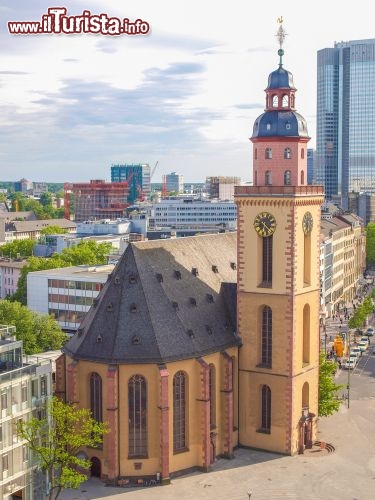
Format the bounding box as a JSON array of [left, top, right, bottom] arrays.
[[8, 7, 150, 36]]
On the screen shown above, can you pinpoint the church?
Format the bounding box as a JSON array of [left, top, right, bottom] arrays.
[[56, 25, 324, 485]]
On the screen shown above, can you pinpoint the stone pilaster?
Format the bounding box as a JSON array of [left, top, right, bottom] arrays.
[[221, 352, 234, 458], [158, 366, 170, 484], [106, 365, 118, 480], [196, 358, 210, 471]]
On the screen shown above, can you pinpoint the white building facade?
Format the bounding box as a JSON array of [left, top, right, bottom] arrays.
[[27, 265, 114, 333]]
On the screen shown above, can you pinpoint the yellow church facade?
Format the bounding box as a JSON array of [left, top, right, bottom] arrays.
[[57, 27, 323, 484]]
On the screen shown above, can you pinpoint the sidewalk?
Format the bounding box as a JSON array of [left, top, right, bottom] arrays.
[[62, 399, 375, 500]]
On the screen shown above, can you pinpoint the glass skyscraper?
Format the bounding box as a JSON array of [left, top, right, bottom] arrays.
[[316, 39, 375, 201]]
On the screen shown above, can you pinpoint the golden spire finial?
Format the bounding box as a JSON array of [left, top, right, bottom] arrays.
[[276, 17, 286, 66]]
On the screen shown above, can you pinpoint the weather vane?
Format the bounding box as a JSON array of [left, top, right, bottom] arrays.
[[276, 17, 286, 67]]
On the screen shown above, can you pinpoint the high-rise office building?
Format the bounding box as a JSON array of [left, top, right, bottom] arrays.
[[165, 172, 184, 193], [316, 39, 375, 201], [111, 164, 151, 204]]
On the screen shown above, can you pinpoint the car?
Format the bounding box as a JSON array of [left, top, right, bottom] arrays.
[[349, 353, 358, 365], [351, 347, 361, 358], [366, 327, 374, 337], [358, 341, 368, 352], [345, 359, 356, 369], [360, 336, 369, 345]]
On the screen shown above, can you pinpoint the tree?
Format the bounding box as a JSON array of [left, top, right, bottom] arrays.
[[40, 225, 68, 235], [318, 352, 344, 416], [0, 300, 66, 354], [39, 192, 53, 207], [366, 223, 375, 267], [0, 239, 35, 258], [17, 397, 108, 500]]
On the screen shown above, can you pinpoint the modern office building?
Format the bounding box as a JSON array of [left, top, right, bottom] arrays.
[[0, 324, 53, 500], [111, 164, 151, 204], [151, 198, 237, 232], [307, 149, 315, 185], [316, 39, 375, 201], [27, 265, 114, 333], [165, 172, 184, 194]]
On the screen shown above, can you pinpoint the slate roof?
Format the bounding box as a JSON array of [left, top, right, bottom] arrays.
[[63, 232, 240, 364]]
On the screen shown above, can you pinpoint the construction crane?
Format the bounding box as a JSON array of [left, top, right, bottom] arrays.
[[150, 161, 159, 181]]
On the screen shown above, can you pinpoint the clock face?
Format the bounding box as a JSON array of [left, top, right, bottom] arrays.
[[302, 212, 313, 234], [254, 212, 277, 237]]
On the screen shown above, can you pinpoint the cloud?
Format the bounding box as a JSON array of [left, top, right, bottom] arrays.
[[235, 103, 263, 110], [0, 70, 29, 75]]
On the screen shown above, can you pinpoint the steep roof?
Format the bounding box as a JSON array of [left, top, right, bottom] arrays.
[[64, 233, 240, 364]]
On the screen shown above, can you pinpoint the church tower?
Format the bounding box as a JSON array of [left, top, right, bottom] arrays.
[[235, 21, 324, 455]]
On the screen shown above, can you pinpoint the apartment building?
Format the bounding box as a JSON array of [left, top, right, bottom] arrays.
[[0, 325, 53, 500]]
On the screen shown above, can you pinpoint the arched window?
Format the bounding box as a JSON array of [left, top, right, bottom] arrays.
[[261, 236, 273, 286], [254, 170, 258, 186], [173, 371, 187, 452], [261, 306, 272, 367], [209, 365, 216, 429], [303, 305, 310, 365], [301, 148, 305, 159], [284, 147, 291, 159], [128, 375, 147, 457], [265, 147, 272, 159], [261, 385, 271, 432], [265, 170, 272, 186], [90, 373, 102, 423], [302, 382, 309, 408], [282, 94, 289, 107], [284, 170, 291, 185], [300, 170, 305, 185], [272, 95, 278, 107], [290, 95, 295, 108]]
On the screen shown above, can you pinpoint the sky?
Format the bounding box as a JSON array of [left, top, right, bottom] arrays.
[[1, 0, 375, 184]]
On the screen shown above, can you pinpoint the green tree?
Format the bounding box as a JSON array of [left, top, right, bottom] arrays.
[[366, 222, 375, 266], [17, 397, 108, 500], [40, 225, 68, 235], [0, 239, 35, 258], [39, 192, 53, 207], [0, 300, 66, 354], [318, 352, 344, 416]]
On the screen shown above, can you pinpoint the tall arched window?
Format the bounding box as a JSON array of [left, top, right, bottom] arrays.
[[282, 94, 289, 107], [304, 233, 311, 286], [261, 306, 272, 367], [301, 148, 305, 159], [261, 236, 273, 286], [265, 170, 272, 185], [254, 170, 258, 186], [300, 170, 305, 185], [173, 371, 187, 452], [128, 375, 147, 457], [209, 364, 216, 429], [90, 373, 102, 423], [265, 147, 272, 159], [284, 147, 291, 159], [302, 382, 309, 408], [284, 170, 291, 185], [272, 95, 278, 107], [261, 385, 271, 432], [303, 305, 310, 365]]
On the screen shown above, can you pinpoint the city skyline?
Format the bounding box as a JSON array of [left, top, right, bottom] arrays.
[[1, 0, 375, 183]]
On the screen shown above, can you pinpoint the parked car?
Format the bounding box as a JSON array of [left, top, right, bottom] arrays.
[[366, 327, 374, 337], [349, 353, 358, 365], [345, 359, 356, 369], [358, 341, 368, 352], [351, 347, 361, 358], [360, 336, 369, 345]]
